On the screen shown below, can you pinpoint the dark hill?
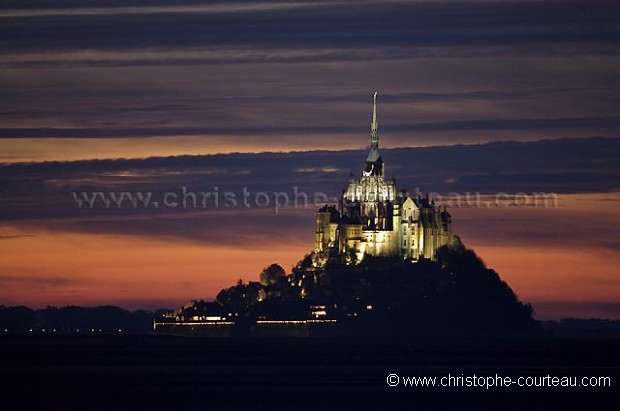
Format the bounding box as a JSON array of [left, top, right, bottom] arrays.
[[293, 237, 537, 335], [171, 237, 539, 336]]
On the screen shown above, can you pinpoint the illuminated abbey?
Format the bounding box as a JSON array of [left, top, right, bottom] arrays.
[[313, 92, 452, 266]]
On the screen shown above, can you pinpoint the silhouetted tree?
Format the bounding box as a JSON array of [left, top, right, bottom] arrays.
[[216, 280, 261, 314], [259, 263, 286, 286]]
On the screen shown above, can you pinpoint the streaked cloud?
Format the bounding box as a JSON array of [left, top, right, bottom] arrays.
[[0, 2, 324, 18], [2, 1, 618, 53], [0, 0, 619, 163], [1, 137, 618, 238]]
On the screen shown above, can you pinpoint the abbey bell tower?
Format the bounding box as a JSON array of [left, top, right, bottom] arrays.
[[313, 93, 452, 267]]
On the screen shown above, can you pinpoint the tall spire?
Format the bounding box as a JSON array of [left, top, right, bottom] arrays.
[[364, 91, 383, 177], [370, 91, 379, 146]]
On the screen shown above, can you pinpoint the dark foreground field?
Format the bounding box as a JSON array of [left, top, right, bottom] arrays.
[[0, 333, 617, 410]]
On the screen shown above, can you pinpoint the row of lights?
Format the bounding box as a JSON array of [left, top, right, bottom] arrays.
[[3, 329, 123, 333]]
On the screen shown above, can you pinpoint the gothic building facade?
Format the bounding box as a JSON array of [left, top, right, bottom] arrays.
[[313, 92, 452, 266]]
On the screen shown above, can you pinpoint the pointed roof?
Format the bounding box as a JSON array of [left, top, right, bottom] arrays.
[[364, 92, 383, 175], [366, 145, 381, 163]]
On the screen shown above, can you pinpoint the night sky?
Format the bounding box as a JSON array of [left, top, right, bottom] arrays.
[[1, 0, 619, 319]]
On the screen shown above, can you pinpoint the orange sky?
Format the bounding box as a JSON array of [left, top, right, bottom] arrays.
[[474, 245, 620, 319], [0, 229, 305, 309]]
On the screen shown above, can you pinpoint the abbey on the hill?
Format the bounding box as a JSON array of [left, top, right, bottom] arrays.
[[313, 92, 452, 266]]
